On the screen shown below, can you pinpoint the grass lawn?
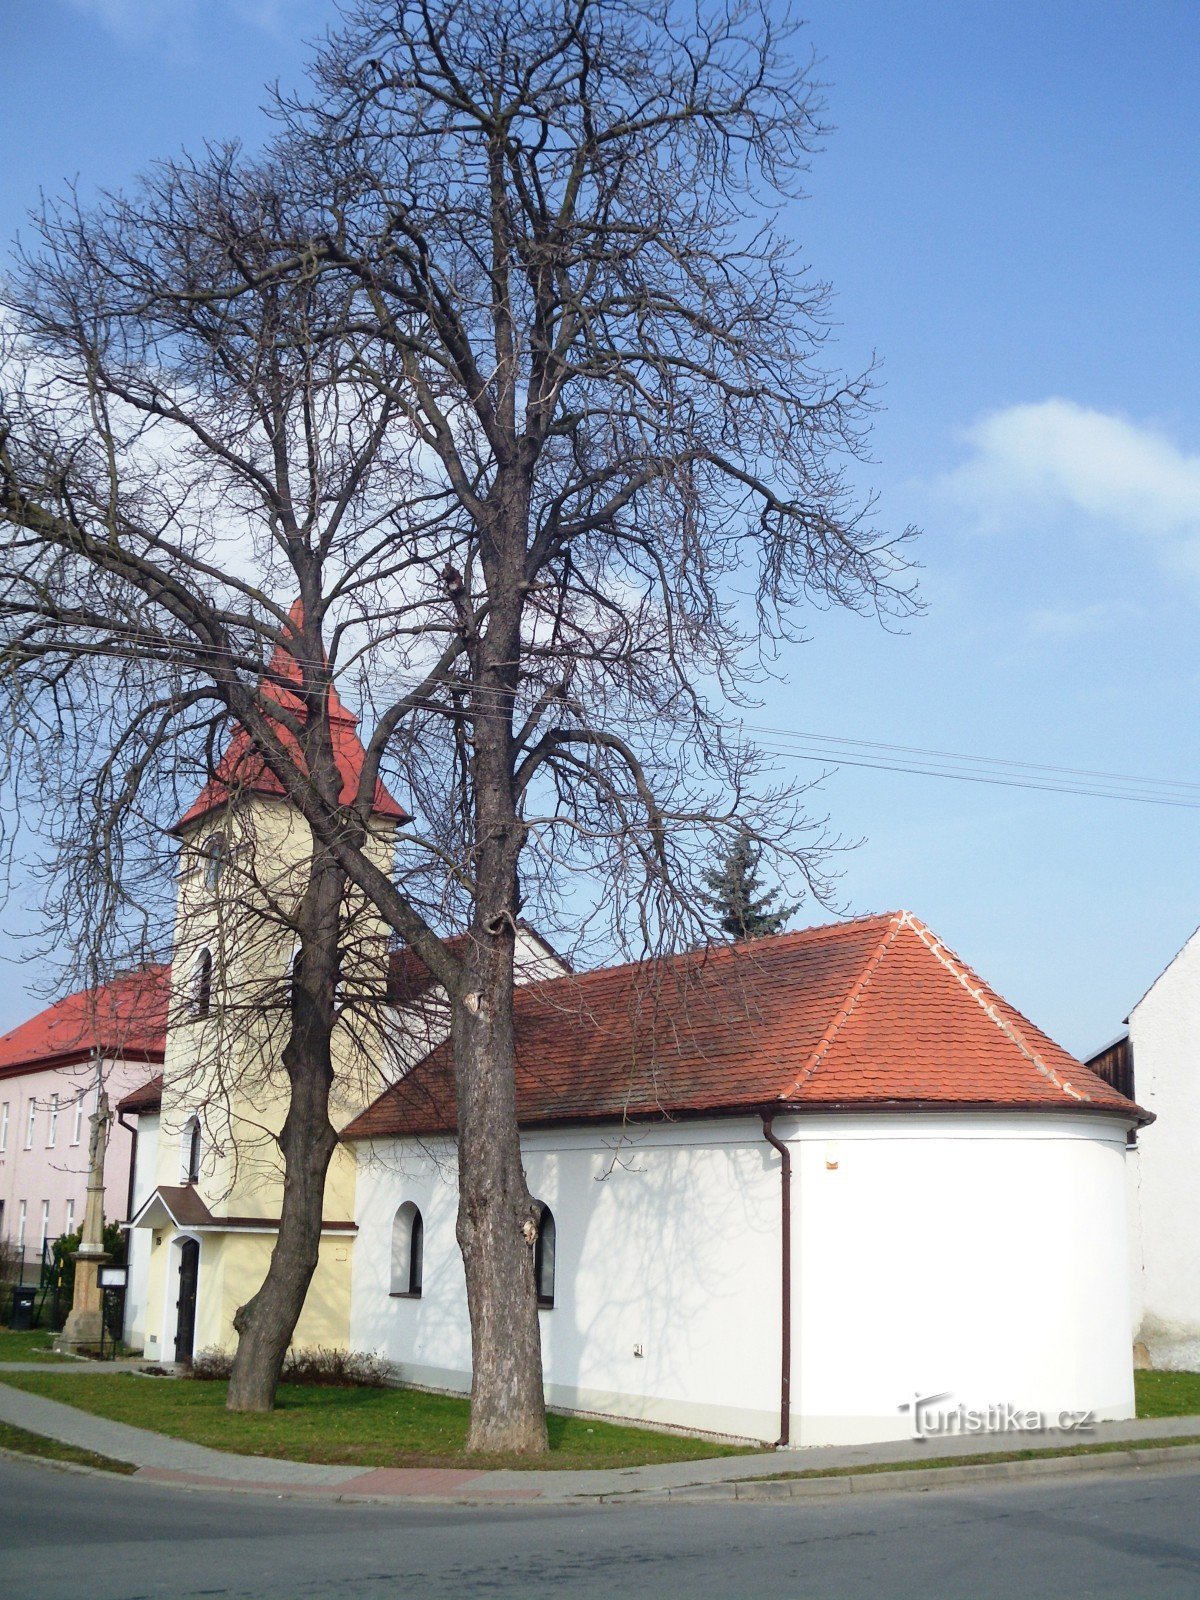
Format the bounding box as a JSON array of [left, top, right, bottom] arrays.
[[0, 1417, 135, 1474], [0, 1371, 753, 1471], [0, 1327, 73, 1362], [1134, 1370, 1200, 1418]]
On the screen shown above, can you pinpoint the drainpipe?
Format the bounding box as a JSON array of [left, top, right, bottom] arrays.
[[117, 1110, 139, 1226], [761, 1113, 792, 1448]]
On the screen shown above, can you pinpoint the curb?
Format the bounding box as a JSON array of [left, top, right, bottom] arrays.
[[633, 1442, 1200, 1504]]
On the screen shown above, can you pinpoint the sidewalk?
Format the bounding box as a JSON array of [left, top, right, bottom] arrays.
[[2, 1364, 1199, 1506]]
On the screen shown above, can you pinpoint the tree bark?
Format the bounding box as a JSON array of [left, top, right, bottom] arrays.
[[226, 847, 344, 1413], [453, 923, 548, 1453], [452, 492, 549, 1454]]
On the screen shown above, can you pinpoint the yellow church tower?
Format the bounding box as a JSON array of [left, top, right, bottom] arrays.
[[131, 606, 408, 1363]]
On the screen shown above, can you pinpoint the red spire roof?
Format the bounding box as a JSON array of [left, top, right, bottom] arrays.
[[174, 601, 408, 832], [0, 967, 170, 1080], [343, 912, 1146, 1138]]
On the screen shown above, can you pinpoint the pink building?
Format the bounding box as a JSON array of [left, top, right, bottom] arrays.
[[0, 969, 168, 1272]]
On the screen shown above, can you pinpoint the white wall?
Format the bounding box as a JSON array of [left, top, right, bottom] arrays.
[[1128, 926, 1200, 1367], [122, 1112, 160, 1350], [350, 1110, 1135, 1448]]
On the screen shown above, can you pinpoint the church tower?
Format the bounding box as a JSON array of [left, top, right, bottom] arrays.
[[130, 604, 408, 1363]]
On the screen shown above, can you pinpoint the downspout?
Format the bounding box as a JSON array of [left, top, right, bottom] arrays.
[[117, 1111, 139, 1227], [761, 1113, 792, 1448]]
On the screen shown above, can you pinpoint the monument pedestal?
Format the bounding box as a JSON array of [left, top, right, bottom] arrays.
[[56, 1250, 109, 1354]]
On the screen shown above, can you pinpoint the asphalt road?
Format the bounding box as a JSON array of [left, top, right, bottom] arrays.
[[4, 1455, 1200, 1599]]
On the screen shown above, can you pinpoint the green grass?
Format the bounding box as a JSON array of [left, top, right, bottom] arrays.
[[1135, 1370, 1200, 1418], [0, 1327, 73, 1362], [0, 1417, 136, 1474], [0, 1371, 752, 1471]]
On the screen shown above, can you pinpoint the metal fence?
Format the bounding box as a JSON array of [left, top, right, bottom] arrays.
[[1, 1241, 68, 1328]]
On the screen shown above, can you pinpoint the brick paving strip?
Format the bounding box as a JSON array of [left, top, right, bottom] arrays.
[[3, 1364, 1200, 1505]]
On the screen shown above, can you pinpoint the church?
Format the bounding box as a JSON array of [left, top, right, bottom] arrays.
[[108, 639, 1146, 1447]]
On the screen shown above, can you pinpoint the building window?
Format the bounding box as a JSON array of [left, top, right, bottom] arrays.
[[71, 1097, 85, 1146], [39, 1200, 50, 1254], [390, 1202, 424, 1297], [181, 1116, 202, 1185], [533, 1204, 556, 1309], [190, 947, 213, 1020], [0, 1102, 8, 1154], [17, 1200, 27, 1251], [65, 1198, 75, 1236], [46, 1094, 59, 1149], [24, 1100, 37, 1149], [203, 831, 229, 889]]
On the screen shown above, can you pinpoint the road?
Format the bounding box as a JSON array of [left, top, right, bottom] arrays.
[[3, 1455, 1200, 1599]]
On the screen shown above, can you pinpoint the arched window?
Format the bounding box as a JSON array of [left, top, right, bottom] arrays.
[[203, 832, 229, 890], [391, 1202, 424, 1297], [189, 947, 213, 1019], [181, 1115, 202, 1185], [533, 1204, 555, 1309]]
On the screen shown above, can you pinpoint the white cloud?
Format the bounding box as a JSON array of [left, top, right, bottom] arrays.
[[934, 398, 1200, 581]]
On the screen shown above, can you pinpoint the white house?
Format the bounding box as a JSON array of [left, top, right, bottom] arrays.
[[1089, 923, 1200, 1370], [345, 911, 1144, 1448]]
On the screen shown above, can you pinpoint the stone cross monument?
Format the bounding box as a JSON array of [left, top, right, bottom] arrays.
[[56, 1089, 112, 1354]]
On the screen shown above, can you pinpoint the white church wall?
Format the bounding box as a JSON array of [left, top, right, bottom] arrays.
[[122, 1111, 159, 1350], [1127, 925, 1200, 1368], [351, 1110, 1135, 1448]]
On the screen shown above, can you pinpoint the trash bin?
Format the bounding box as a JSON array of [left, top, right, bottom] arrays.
[[9, 1285, 37, 1331]]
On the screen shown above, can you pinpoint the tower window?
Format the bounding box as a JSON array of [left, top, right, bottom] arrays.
[[190, 948, 213, 1019], [182, 1115, 202, 1185], [203, 832, 229, 889]]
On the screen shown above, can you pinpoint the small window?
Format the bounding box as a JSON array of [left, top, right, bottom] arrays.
[[533, 1204, 555, 1309], [46, 1094, 59, 1149], [190, 948, 213, 1019], [24, 1101, 36, 1150], [391, 1202, 424, 1297], [182, 1115, 202, 1185], [203, 832, 229, 889], [71, 1098, 84, 1146], [0, 1101, 8, 1154]]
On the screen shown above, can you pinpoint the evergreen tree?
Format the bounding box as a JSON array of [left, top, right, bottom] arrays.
[[703, 829, 799, 940]]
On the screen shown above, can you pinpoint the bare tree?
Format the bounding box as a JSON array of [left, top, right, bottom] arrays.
[[0, 0, 915, 1450]]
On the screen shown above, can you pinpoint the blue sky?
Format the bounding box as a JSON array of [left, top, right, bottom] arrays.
[[2, 0, 1198, 1055]]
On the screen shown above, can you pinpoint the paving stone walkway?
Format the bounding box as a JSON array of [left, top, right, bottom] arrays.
[[3, 1362, 1199, 1505]]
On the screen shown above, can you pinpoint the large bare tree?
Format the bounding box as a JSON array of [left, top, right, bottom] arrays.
[[0, 0, 915, 1450]]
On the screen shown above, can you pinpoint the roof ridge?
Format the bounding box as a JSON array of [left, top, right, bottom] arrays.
[[780, 911, 906, 1099], [901, 915, 1090, 1104], [515, 913, 902, 996]]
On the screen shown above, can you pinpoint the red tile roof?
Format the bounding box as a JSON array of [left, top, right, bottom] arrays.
[[117, 1074, 164, 1115], [0, 967, 170, 1079], [343, 912, 1144, 1139], [174, 601, 408, 832]]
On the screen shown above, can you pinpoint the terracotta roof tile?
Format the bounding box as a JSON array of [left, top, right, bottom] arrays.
[[174, 601, 408, 832], [0, 968, 169, 1079], [343, 912, 1143, 1139], [117, 1074, 164, 1115]]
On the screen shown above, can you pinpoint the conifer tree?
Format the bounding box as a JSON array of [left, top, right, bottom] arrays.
[[703, 830, 799, 940]]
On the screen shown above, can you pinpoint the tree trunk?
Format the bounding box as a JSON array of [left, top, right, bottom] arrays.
[[453, 498, 549, 1453], [226, 1066, 339, 1411], [227, 842, 343, 1414], [453, 921, 548, 1454]]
